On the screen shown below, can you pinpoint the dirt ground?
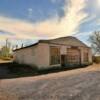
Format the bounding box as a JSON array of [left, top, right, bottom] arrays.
[[0, 64, 100, 100]]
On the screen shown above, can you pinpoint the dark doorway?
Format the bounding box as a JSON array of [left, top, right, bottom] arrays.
[[61, 55, 67, 67]]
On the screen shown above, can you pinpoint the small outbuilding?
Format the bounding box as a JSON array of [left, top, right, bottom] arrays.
[[13, 36, 92, 69]]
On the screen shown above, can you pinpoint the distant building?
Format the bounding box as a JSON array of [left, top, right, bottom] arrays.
[[13, 36, 92, 69]]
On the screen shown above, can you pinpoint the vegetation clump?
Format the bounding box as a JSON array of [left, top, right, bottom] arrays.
[[93, 56, 100, 64]]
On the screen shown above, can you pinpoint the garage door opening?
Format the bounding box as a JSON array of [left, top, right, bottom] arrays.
[[66, 48, 81, 66]]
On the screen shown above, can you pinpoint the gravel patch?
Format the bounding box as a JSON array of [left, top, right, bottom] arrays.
[[0, 64, 100, 100]]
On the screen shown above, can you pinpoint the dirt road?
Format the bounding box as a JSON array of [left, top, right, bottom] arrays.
[[0, 64, 100, 100]]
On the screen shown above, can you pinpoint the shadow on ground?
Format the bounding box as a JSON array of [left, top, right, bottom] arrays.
[[0, 62, 89, 79], [0, 62, 38, 79]]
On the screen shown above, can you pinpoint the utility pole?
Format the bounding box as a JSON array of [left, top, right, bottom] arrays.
[[6, 38, 8, 48], [21, 43, 24, 48]]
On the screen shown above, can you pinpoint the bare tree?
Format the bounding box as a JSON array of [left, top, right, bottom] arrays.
[[0, 39, 11, 57], [89, 31, 100, 55]]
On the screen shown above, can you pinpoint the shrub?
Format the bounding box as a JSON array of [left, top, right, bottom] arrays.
[[93, 56, 100, 63]]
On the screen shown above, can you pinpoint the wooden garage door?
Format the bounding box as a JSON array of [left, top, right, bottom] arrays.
[[67, 48, 81, 65]]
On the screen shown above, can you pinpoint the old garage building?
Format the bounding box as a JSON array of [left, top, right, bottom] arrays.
[[13, 36, 92, 69]]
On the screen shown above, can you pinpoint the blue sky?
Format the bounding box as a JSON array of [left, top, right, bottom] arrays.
[[0, 0, 100, 47]]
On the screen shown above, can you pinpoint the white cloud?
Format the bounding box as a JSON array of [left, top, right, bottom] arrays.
[[51, 0, 61, 3], [28, 8, 33, 18], [81, 15, 96, 24], [0, 16, 39, 40], [51, 0, 56, 3], [31, 0, 88, 38], [0, 0, 88, 41], [96, 0, 100, 9]]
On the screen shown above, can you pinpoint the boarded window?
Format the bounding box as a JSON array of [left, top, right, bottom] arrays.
[[50, 46, 60, 65]]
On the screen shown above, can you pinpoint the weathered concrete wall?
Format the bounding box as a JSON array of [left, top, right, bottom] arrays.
[[13, 43, 51, 69], [13, 46, 38, 67], [60, 46, 67, 55], [35, 43, 50, 69], [79, 47, 92, 65], [88, 49, 93, 63]]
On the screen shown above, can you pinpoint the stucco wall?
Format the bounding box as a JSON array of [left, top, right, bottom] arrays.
[[79, 47, 92, 64], [88, 49, 92, 63], [35, 43, 50, 69], [13, 46, 38, 67], [60, 46, 67, 54], [13, 43, 50, 69]]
